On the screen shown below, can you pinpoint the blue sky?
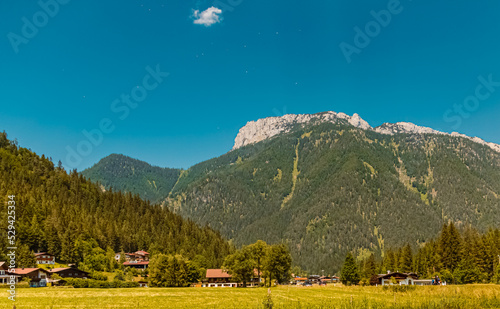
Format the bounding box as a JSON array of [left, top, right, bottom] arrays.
[[1, 0, 500, 170]]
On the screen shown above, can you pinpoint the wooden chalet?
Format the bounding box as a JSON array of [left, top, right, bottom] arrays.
[[203, 269, 237, 287], [49, 267, 90, 279], [13, 268, 51, 287], [35, 252, 56, 265]]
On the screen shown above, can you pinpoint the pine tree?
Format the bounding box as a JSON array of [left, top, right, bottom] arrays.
[[363, 253, 377, 279], [383, 249, 396, 273], [399, 243, 413, 272], [441, 222, 461, 271], [341, 252, 360, 285]]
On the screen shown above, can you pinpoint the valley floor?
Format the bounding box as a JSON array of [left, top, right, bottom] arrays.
[[2, 284, 500, 309]]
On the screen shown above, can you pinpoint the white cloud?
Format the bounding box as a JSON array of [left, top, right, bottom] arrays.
[[192, 7, 222, 27]]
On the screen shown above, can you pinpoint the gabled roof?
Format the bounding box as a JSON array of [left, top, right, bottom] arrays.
[[13, 268, 50, 275], [135, 251, 149, 255], [49, 268, 89, 274], [206, 269, 232, 278], [377, 272, 418, 279], [34, 252, 54, 256]]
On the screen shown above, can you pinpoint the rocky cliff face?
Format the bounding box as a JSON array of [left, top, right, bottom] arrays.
[[232, 111, 370, 150], [233, 111, 500, 153]]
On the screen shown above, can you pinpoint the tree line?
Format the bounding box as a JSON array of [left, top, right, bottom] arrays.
[[144, 240, 292, 287], [0, 132, 231, 269], [341, 223, 500, 285]]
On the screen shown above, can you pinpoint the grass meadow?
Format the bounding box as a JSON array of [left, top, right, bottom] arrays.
[[1, 284, 499, 309]]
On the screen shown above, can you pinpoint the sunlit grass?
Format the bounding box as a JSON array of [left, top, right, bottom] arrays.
[[1, 284, 499, 308]]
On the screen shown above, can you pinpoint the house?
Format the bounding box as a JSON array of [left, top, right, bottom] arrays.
[[203, 269, 238, 287], [123, 261, 149, 270], [116, 250, 150, 263], [48, 267, 90, 279], [134, 251, 150, 261], [35, 252, 56, 265], [0, 262, 21, 285], [308, 275, 321, 284], [138, 281, 148, 287], [292, 277, 307, 285], [376, 272, 418, 286], [320, 276, 336, 284], [13, 268, 51, 287]]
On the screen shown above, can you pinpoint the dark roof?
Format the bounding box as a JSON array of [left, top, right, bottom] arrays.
[[377, 272, 418, 279], [49, 268, 89, 275]]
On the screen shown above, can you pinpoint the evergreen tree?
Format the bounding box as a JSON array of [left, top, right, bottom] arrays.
[[340, 252, 360, 285], [383, 249, 396, 273], [447, 222, 462, 271], [17, 244, 36, 268], [399, 243, 413, 273], [363, 253, 377, 279]]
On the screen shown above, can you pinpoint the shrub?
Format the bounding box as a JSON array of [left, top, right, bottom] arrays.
[[90, 272, 108, 281], [63, 278, 139, 288]]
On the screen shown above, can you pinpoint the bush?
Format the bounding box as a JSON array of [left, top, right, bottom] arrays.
[[440, 269, 454, 284], [90, 272, 108, 281], [63, 278, 139, 288]]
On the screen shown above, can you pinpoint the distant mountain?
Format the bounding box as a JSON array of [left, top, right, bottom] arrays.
[[81, 154, 181, 204], [85, 112, 500, 273]]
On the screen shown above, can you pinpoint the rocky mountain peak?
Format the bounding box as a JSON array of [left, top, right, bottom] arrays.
[[232, 111, 372, 150], [232, 112, 500, 153]]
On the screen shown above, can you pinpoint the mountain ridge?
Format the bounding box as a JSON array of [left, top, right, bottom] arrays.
[[233, 111, 500, 153]]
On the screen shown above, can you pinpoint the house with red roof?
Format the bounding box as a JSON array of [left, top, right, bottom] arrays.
[[12, 268, 51, 287], [115, 250, 150, 264], [203, 269, 237, 287]]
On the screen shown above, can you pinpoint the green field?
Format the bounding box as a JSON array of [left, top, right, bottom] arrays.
[[2, 285, 500, 309]]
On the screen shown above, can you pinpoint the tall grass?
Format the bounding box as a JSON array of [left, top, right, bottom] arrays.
[[1, 284, 498, 308]]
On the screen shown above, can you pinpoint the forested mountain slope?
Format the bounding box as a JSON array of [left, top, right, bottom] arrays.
[[81, 154, 181, 203], [165, 120, 500, 273], [0, 133, 230, 267], [82, 113, 500, 273]]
